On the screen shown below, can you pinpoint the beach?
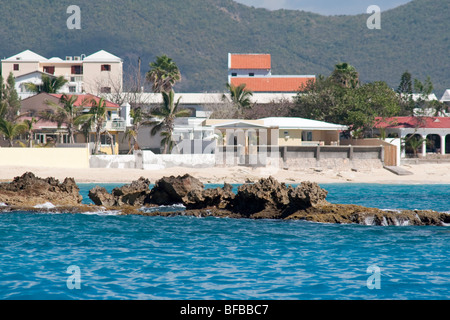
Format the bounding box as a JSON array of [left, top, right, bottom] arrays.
[[1, 164, 450, 185]]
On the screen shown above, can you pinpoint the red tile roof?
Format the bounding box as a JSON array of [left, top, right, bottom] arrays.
[[231, 77, 315, 93], [375, 117, 450, 129], [230, 54, 271, 70], [50, 94, 120, 109]]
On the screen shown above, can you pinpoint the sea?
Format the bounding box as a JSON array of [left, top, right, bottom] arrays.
[[0, 183, 449, 300]]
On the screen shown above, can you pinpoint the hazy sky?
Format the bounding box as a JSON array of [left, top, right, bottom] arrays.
[[234, 0, 413, 15]]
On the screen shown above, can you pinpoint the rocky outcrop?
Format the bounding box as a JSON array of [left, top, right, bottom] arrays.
[[87, 174, 205, 207], [0, 172, 82, 206], [182, 183, 236, 210], [148, 174, 204, 205], [231, 177, 329, 219], [3, 172, 447, 227], [89, 177, 151, 207]]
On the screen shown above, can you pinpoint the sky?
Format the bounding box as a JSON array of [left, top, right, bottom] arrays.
[[234, 0, 413, 15]]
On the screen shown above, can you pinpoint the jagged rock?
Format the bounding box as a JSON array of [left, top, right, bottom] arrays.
[[182, 183, 235, 209], [286, 204, 450, 226], [88, 177, 151, 207], [231, 177, 329, 219], [288, 181, 329, 209], [0, 172, 82, 206], [88, 186, 115, 207], [149, 174, 204, 205]]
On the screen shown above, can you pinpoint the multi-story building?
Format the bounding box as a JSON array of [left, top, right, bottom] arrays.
[[228, 53, 315, 93], [1, 49, 123, 99]]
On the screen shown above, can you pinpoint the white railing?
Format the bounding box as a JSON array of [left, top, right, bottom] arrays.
[[102, 119, 127, 131]]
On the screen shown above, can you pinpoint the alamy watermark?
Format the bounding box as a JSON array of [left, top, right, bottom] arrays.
[[67, 5, 81, 30], [367, 5, 381, 30], [66, 265, 81, 290], [366, 265, 381, 290]]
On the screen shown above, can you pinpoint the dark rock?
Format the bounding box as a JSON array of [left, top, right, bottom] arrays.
[[88, 177, 151, 207], [149, 174, 204, 205], [230, 177, 328, 219], [182, 183, 235, 209], [88, 186, 115, 207], [0, 172, 82, 206]]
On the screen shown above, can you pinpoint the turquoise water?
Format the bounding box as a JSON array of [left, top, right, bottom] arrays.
[[0, 183, 449, 300]]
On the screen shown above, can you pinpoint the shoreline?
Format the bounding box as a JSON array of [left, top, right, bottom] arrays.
[[1, 164, 450, 185]]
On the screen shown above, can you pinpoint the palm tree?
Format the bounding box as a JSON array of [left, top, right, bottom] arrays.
[[75, 97, 112, 155], [148, 90, 191, 154], [403, 135, 426, 158], [146, 55, 181, 93], [0, 118, 27, 147], [42, 94, 84, 144], [330, 63, 360, 89], [123, 107, 156, 154], [223, 83, 253, 117], [23, 117, 38, 147], [25, 74, 68, 94]]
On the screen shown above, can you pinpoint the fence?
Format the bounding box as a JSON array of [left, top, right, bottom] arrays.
[[341, 139, 398, 166], [89, 144, 389, 170]]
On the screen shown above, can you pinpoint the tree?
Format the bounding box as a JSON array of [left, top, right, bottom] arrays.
[[0, 73, 21, 121], [347, 81, 401, 137], [292, 65, 401, 138], [25, 74, 68, 94], [396, 71, 415, 116], [242, 98, 294, 119], [222, 83, 253, 117], [23, 117, 37, 147], [330, 62, 360, 89], [293, 75, 348, 124], [397, 71, 413, 95], [404, 135, 426, 158], [146, 55, 181, 93], [42, 94, 84, 144], [148, 90, 191, 154], [75, 97, 113, 155], [0, 118, 27, 147]]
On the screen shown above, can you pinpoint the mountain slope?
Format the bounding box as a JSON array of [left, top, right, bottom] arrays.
[[0, 0, 448, 94]]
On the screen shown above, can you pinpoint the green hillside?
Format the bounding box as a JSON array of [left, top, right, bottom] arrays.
[[0, 0, 448, 95]]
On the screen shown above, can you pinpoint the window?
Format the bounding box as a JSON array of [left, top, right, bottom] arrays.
[[13, 64, 19, 71], [69, 86, 77, 93], [71, 65, 83, 75], [231, 73, 237, 77], [303, 131, 313, 141], [43, 66, 55, 74], [101, 64, 111, 71], [101, 87, 111, 93], [249, 73, 255, 77]]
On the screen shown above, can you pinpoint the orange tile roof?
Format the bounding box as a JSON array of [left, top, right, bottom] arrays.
[[230, 77, 315, 93], [230, 54, 271, 70], [50, 94, 120, 109]]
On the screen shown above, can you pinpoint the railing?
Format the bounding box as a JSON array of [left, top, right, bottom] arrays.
[[90, 120, 127, 132], [103, 119, 127, 131]]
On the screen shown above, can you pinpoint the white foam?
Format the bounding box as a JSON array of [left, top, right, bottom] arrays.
[[0, 202, 7, 207], [33, 202, 56, 209], [80, 210, 121, 216]]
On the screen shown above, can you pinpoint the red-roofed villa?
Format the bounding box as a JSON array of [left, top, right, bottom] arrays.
[[375, 116, 450, 157], [16, 93, 126, 154], [228, 53, 315, 93]]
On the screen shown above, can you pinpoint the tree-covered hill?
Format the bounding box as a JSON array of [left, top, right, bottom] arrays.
[[0, 0, 448, 95]]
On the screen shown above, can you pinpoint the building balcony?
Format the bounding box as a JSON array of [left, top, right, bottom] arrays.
[[102, 119, 127, 132]]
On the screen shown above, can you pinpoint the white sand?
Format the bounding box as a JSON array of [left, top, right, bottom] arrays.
[[1, 164, 450, 185]]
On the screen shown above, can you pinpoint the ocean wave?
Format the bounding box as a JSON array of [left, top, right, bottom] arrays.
[[139, 204, 186, 214], [33, 202, 56, 209]]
